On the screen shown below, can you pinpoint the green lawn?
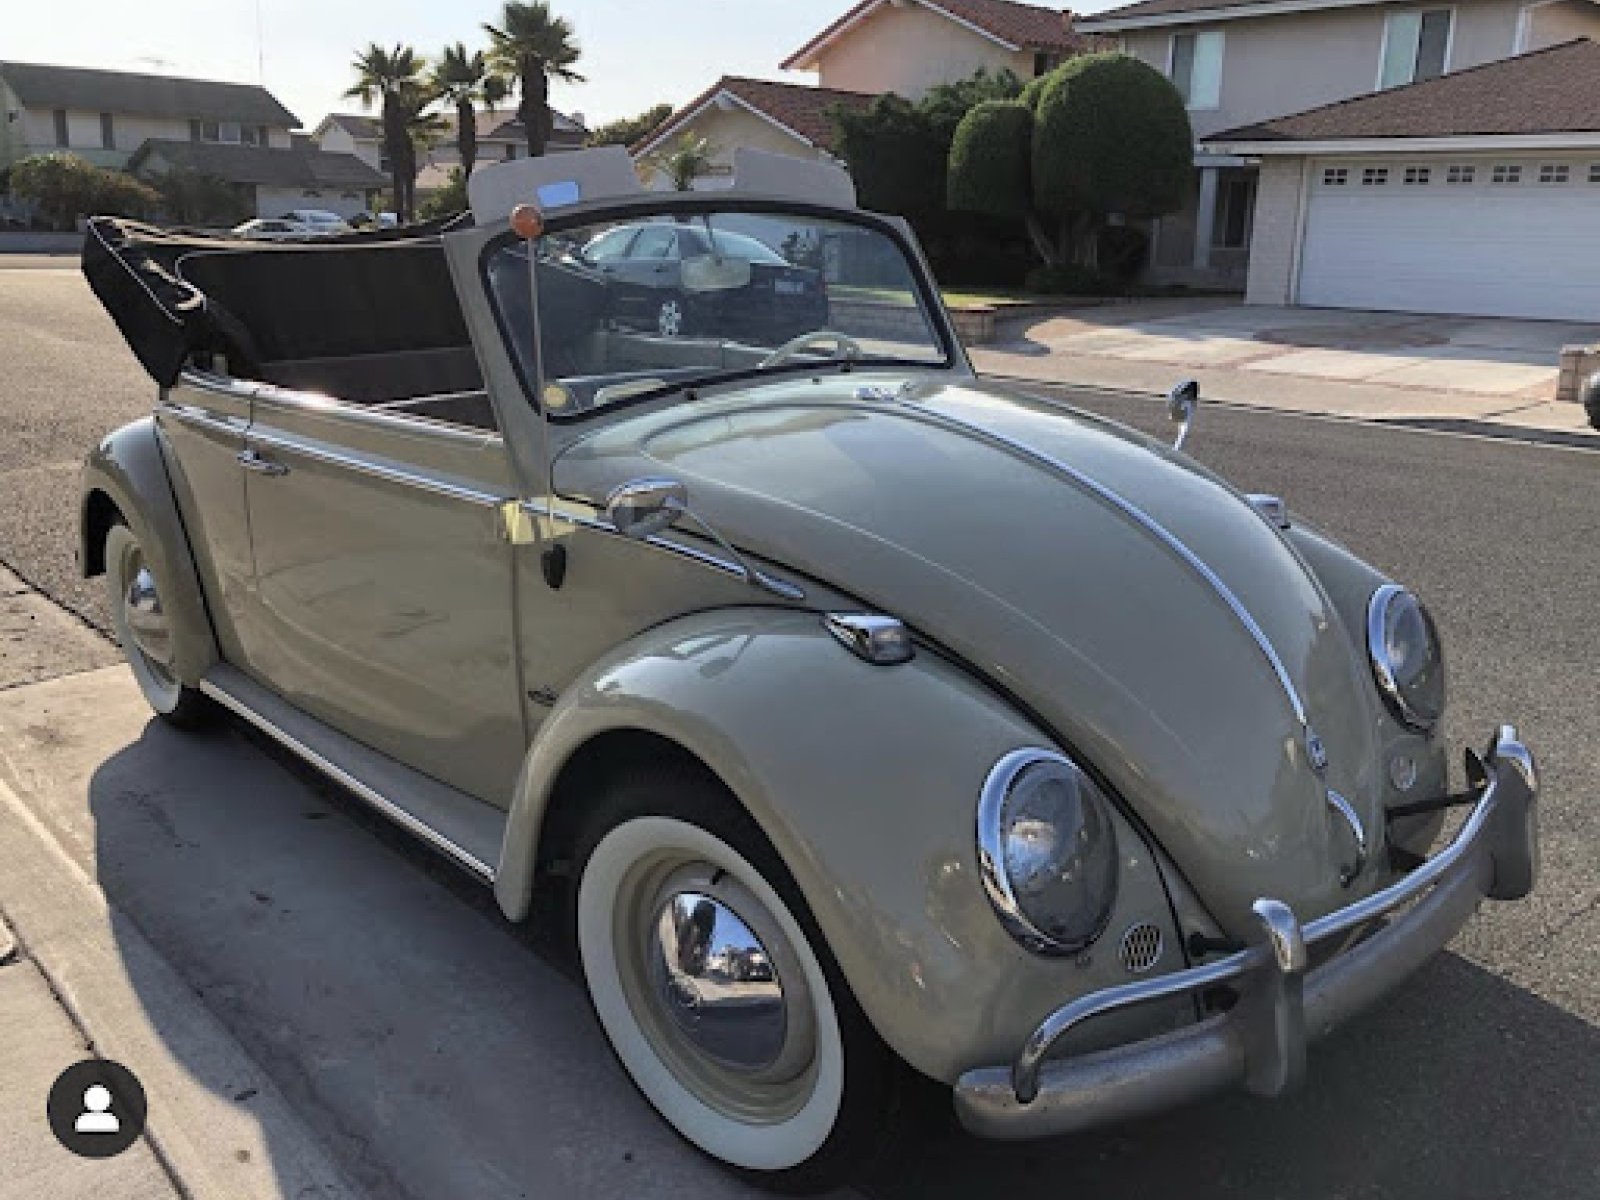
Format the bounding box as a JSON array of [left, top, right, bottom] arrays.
[[831, 284, 1044, 310]]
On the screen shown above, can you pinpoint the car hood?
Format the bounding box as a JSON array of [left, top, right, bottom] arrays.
[[554, 375, 1388, 935]]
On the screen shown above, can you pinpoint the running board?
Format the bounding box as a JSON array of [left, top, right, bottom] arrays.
[[199, 665, 505, 881]]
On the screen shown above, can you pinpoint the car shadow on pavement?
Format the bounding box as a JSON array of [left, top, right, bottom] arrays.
[[867, 944, 1600, 1199], [84, 713, 1599, 1200], [86, 716, 767, 1200]]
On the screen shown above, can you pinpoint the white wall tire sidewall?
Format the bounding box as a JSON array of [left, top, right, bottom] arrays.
[[578, 815, 846, 1173], [104, 524, 182, 716]]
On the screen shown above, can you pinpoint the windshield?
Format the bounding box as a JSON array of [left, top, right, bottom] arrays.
[[486, 208, 949, 420]]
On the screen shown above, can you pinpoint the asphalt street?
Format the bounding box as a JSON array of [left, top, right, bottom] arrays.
[[0, 260, 1597, 1198]]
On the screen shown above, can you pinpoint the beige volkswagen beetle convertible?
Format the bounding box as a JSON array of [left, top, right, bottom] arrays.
[[78, 147, 1539, 1190]]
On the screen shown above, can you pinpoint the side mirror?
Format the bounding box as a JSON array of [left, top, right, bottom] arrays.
[[605, 477, 688, 539], [1583, 371, 1600, 432], [1167, 379, 1200, 452]]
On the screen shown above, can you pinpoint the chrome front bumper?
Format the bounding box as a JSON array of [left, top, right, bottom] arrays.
[[954, 726, 1539, 1140]]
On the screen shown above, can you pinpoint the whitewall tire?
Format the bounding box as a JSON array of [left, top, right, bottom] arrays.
[[104, 523, 210, 728], [579, 814, 846, 1172]]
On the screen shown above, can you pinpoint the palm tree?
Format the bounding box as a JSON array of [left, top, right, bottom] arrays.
[[484, 2, 584, 158], [345, 43, 429, 221], [431, 42, 508, 176], [400, 85, 448, 220], [654, 133, 718, 192]]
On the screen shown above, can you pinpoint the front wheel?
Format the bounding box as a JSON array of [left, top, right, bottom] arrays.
[[575, 770, 903, 1192], [104, 523, 211, 729]]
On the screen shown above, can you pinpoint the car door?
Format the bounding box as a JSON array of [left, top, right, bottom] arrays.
[[612, 226, 679, 329], [232, 387, 528, 806]]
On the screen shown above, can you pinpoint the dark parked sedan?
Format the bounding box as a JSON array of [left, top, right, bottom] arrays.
[[579, 220, 827, 340]]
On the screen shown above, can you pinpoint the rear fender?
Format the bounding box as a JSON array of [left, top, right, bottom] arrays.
[[79, 415, 219, 683]]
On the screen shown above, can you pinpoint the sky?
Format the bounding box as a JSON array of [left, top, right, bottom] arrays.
[[3, 0, 1121, 134]]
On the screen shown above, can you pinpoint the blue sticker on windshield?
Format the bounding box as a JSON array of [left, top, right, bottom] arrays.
[[536, 181, 582, 208]]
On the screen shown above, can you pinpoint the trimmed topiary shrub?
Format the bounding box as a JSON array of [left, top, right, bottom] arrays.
[[1030, 53, 1193, 222], [947, 100, 1033, 220]]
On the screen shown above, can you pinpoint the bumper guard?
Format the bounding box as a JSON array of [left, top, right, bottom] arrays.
[[954, 725, 1539, 1140]]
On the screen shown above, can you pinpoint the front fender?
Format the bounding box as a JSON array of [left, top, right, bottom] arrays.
[[80, 415, 218, 683], [498, 608, 1186, 1084]]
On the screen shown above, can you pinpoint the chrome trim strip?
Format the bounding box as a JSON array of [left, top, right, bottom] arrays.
[[895, 402, 1310, 728], [198, 678, 496, 881], [157, 401, 246, 438], [520, 499, 806, 600], [176, 368, 259, 401], [243, 429, 505, 508], [1010, 727, 1527, 1103]]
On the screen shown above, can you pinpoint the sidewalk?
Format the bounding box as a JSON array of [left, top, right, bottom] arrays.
[[0, 920, 178, 1199], [972, 301, 1600, 444]]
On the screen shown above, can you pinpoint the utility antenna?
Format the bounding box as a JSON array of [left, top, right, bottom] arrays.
[[510, 203, 567, 589], [255, 0, 266, 83]]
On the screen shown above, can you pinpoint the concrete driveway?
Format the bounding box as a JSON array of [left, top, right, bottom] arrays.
[[995, 301, 1596, 397]]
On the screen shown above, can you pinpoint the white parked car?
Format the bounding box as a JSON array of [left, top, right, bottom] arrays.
[[280, 208, 353, 234], [229, 218, 313, 241]]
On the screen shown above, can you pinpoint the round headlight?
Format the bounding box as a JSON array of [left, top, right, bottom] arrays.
[[1367, 584, 1446, 731], [978, 750, 1119, 956]]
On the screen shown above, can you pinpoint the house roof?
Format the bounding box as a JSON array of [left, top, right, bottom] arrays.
[[317, 107, 588, 146], [0, 60, 299, 128], [1205, 39, 1600, 147], [631, 76, 878, 157], [1076, 0, 1402, 31], [783, 0, 1081, 70], [129, 139, 387, 189]]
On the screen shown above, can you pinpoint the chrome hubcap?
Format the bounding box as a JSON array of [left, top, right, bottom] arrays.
[[123, 565, 173, 667], [648, 891, 787, 1073]]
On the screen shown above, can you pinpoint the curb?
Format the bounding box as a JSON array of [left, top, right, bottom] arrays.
[[0, 770, 362, 1199]]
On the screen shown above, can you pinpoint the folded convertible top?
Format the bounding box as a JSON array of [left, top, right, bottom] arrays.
[[81, 214, 472, 388]]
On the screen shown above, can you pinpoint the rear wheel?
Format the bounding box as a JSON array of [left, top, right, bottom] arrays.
[[656, 295, 687, 338], [104, 523, 211, 729], [574, 768, 904, 1193]]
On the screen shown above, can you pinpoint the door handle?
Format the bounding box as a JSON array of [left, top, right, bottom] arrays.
[[237, 448, 289, 477]]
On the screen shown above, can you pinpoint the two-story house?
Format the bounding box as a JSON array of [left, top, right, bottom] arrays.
[[0, 61, 384, 220], [632, 0, 1088, 172], [313, 107, 589, 197], [1078, 0, 1600, 318]]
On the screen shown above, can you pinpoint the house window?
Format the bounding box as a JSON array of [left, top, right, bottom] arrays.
[[503, 143, 517, 160], [241, 125, 260, 146], [1213, 173, 1254, 249], [1033, 51, 1063, 76], [1361, 167, 1390, 185], [53, 109, 69, 147], [99, 113, 114, 150], [200, 120, 220, 142], [1446, 164, 1475, 184], [1491, 164, 1522, 184], [219, 121, 243, 144], [1379, 9, 1451, 89], [1538, 163, 1569, 183], [1170, 31, 1224, 109], [1402, 166, 1430, 185], [1322, 167, 1350, 186], [189, 119, 202, 142], [1589, 164, 1600, 183]]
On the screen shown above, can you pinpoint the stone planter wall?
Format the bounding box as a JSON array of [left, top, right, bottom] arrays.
[[827, 297, 998, 345]]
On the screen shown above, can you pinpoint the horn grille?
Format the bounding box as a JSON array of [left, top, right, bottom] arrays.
[[1119, 922, 1164, 974]]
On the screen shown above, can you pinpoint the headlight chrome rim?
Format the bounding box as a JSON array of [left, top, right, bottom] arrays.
[[1366, 584, 1445, 732], [978, 748, 1119, 957]]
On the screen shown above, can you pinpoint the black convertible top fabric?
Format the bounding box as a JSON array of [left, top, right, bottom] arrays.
[[81, 214, 474, 388]]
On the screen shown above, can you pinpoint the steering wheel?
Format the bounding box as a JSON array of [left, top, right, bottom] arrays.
[[760, 330, 864, 369]]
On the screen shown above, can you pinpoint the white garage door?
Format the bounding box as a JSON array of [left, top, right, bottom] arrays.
[[1297, 158, 1600, 321]]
